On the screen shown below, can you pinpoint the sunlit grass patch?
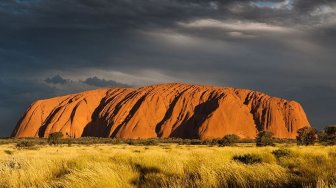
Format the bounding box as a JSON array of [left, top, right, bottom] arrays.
[[0, 144, 335, 187]]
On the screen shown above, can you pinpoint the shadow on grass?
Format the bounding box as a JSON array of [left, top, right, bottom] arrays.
[[130, 163, 176, 187]]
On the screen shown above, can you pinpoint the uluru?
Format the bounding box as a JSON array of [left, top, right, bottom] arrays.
[[11, 83, 310, 139]]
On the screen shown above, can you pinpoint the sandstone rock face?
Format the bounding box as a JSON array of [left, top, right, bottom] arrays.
[[11, 83, 310, 139]]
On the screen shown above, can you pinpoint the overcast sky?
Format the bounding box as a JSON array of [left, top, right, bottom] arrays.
[[1, 0, 335, 137]]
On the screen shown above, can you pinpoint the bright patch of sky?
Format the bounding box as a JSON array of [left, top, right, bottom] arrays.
[[252, 0, 293, 10], [311, 5, 335, 16]]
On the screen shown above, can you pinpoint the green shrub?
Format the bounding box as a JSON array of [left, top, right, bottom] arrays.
[[325, 126, 336, 135], [126, 139, 139, 145], [296, 127, 317, 145], [125, 138, 163, 146], [0, 138, 15, 145], [272, 148, 292, 159], [67, 139, 73, 147], [238, 138, 255, 143], [319, 125, 336, 145], [16, 141, 36, 149], [201, 139, 217, 145], [256, 131, 274, 147], [218, 134, 240, 146], [111, 138, 123, 144], [190, 139, 202, 145], [48, 132, 64, 145], [143, 138, 159, 145], [233, 154, 263, 164], [181, 139, 192, 145]]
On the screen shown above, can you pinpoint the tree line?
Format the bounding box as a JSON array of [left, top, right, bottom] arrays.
[[9, 125, 336, 148], [46, 125, 336, 146]]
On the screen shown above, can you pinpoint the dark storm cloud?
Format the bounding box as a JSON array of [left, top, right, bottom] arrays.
[[82, 76, 132, 88], [45, 75, 68, 85], [0, 0, 336, 136], [44, 75, 132, 87]]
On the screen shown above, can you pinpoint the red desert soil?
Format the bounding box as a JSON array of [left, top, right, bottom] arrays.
[[12, 83, 310, 139]]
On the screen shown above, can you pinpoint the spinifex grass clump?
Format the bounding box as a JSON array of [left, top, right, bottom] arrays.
[[272, 148, 292, 159], [233, 154, 263, 164]]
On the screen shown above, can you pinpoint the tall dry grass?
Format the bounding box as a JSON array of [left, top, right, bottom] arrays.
[[0, 144, 335, 188]]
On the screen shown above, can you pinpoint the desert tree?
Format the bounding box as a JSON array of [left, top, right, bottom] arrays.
[[296, 127, 317, 145], [318, 125, 336, 145], [48, 132, 64, 145], [218, 134, 240, 146], [256, 131, 274, 147]]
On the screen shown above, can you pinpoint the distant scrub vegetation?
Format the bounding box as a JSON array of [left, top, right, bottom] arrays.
[[0, 125, 335, 146], [0, 125, 335, 187], [0, 135, 282, 146]]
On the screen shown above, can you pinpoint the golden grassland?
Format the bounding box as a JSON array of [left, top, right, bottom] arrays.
[[0, 143, 335, 188]]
